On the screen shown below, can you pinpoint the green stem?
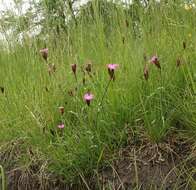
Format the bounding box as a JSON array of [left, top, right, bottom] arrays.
[[0, 165, 6, 190], [95, 79, 112, 128]]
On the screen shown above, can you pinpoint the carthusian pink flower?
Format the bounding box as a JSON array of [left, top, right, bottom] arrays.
[[107, 64, 119, 80], [150, 55, 161, 69], [84, 92, 94, 106], [40, 48, 48, 61], [57, 123, 65, 129]]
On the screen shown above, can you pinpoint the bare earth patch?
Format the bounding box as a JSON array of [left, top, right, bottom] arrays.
[[98, 133, 196, 190], [0, 133, 195, 190]]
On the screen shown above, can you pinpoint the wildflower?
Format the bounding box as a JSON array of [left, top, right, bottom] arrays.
[[150, 56, 161, 69], [57, 123, 65, 129], [59, 106, 64, 115], [107, 64, 119, 80], [84, 92, 94, 106], [71, 64, 77, 75], [40, 48, 48, 61], [144, 64, 149, 80]]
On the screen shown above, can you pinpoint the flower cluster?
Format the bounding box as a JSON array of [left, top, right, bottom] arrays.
[[38, 49, 120, 130]]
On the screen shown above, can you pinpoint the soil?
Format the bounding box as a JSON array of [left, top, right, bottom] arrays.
[[0, 133, 195, 190], [98, 134, 195, 190]]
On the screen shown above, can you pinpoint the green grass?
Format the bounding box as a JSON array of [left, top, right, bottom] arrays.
[[0, 0, 196, 187]]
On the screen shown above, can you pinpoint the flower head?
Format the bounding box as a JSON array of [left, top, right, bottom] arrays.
[[84, 92, 94, 106], [107, 64, 119, 80], [150, 55, 161, 69], [40, 48, 48, 61], [57, 123, 65, 129], [107, 64, 119, 70]]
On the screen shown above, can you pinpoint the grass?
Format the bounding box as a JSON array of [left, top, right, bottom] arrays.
[[0, 0, 196, 189]]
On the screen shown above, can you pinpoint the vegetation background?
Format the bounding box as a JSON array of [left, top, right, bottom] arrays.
[[0, 0, 196, 189]]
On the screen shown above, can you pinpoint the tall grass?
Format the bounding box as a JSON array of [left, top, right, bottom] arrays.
[[0, 0, 196, 182]]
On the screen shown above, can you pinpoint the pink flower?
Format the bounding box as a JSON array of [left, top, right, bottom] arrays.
[[107, 64, 119, 80], [150, 55, 161, 69], [40, 48, 48, 61], [84, 92, 94, 106], [57, 123, 65, 129], [107, 64, 119, 70], [71, 64, 77, 75]]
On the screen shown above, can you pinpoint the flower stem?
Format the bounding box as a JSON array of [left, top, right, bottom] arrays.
[[0, 165, 6, 190], [95, 79, 112, 128]]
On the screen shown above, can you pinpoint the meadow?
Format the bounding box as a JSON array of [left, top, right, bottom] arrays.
[[0, 1, 196, 189]]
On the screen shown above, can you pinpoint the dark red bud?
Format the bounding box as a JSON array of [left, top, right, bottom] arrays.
[[42, 53, 47, 61], [176, 58, 181, 67], [85, 63, 92, 73], [83, 77, 86, 85], [71, 64, 77, 75], [59, 107, 64, 115], [108, 69, 115, 81], [155, 62, 161, 69], [0, 86, 4, 94], [122, 37, 125, 44], [125, 19, 129, 27], [86, 99, 90, 106], [144, 65, 149, 80], [68, 90, 74, 97], [183, 41, 186, 49], [40, 49, 48, 61]]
